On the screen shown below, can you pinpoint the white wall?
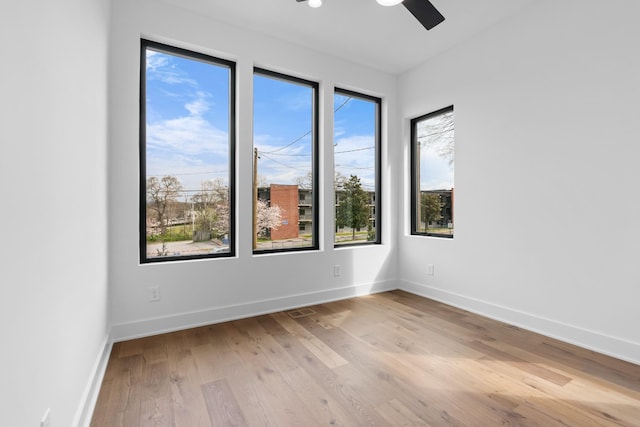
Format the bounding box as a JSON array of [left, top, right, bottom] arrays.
[[108, 0, 399, 340], [2, 0, 637, 424], [398, 0, 640, 363], [0, 0, 111, 426]]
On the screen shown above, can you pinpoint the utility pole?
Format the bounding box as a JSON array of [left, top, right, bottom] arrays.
[[253, 148, 259, 250]]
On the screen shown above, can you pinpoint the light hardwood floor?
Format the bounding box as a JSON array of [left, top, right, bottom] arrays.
[[91, 291, 640, 426]]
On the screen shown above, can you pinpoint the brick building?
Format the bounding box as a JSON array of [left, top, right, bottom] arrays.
[[268, 184, 300, 240]]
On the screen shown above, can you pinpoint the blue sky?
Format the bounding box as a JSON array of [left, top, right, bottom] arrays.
[[146, 48, 231, 195], [333, 94, 377, 191], [253, 74, 314, 186], [145, 47, 380, 195]]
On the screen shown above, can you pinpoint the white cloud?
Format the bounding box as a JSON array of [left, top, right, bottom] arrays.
[[334, 135, 376, 190], [147, 116, 228, 157], [146, 50, 167, 70], [147, 96, 228, 193], [184, 91, 211, 116], [420, 150, 454, 191], [250, 134, 312, 185], [252, 132, 313, 185], [146, 153, 229, 193], [145, 49, 232, 195], [146, 50, 197, 86]]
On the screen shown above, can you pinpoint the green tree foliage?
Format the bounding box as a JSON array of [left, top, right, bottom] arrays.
[[336, 175, 370, 240], [420, 193, 443, 233]]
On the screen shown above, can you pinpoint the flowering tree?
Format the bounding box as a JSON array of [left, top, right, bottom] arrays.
[[256, 199, 283, 237], [192, 179, 229, 239]]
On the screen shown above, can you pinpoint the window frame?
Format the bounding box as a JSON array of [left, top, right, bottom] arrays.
[[410, 105, 454, 239], [139, 39, 237, 263], [333, 87, 382, 247], [252, 67, 320, 254]]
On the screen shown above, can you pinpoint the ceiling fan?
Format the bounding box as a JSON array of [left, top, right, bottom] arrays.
[[296, 0, 445, 31]]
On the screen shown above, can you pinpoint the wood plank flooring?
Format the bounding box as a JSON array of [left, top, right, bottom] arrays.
[[91, 291, 640, 426]]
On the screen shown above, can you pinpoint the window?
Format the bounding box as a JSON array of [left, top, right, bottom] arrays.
[[334, 89, 381, 246], [140, 40, 235, 263], [252, 68, 319, 253], [411, 106, 454, 237]]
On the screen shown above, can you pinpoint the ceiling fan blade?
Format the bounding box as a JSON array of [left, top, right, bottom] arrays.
[[402, 0, 445, 31]]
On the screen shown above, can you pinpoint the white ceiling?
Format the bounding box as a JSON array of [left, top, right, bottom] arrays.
[[160, 0, 535, 75]]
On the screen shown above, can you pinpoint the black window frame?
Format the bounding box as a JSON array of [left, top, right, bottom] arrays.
[[410, 105, 454, 239], [139, 39, 237, 263], [333, 87, 382, 247], [252, 67, 320, 255]]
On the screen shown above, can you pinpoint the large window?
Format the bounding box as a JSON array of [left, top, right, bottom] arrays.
[[140, 40, 235, 263], [334, 89, 381, 246], [252, 68, 319, 253], [411, 106, 454, 237]]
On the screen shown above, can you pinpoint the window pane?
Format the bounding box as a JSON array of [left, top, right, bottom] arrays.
[[253, 69, 318, 252], [334, 90, 381, 246], [411, 106, 454, 237], [141, 40, 235, 262]]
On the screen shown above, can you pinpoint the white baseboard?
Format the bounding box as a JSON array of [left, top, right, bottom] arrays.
[[74, 333, 113, 427], [111, 280, 397, 342], [399, 279, 640, 366], [81, 279, 638, 426]]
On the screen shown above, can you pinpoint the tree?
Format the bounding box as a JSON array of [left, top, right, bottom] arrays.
[[417, 109, 454, 166], [333, 171, 347, 191], [256, 199, 282, 238], [212, 198, 229, 240], [146, 175, 183, 234], [420, 193, 443, 232], [336, 175, 370, 241], [295, 172, 313, 190], [191, 179, 229, 239], [296, 171, 347, 191]]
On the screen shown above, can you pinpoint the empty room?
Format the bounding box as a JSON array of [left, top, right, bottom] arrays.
[[2, 0, 639, 426]]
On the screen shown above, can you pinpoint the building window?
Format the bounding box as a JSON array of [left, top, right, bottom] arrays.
[[334, 89, 381, 246], [140, 40, 235, 263], [411, 106, 454, 238], [253, 68, 319, 253]]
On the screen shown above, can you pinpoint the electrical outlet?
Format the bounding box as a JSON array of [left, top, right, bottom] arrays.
[[427, 264, 434, 276], [333, 265, 341, 277], [41, 408, 51, 427], [148, 286, 160, 302]]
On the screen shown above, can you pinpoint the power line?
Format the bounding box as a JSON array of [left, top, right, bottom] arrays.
[[264, 151, 312, 157], [260, 96, 353, 155], [260, 130, 312, 155], [147, 169, 227, 177], [335, 146, 374, 154], [336, 165, 375, 170], [260, 152, 310, 171], [334, 96, 352, 113], [266, 145, 374, 157]]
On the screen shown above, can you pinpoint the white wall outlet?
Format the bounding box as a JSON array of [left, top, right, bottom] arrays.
[[148, 286, 160, 302], [41, 408, 51, 427], [333, 265, 341, 277], [427, 264, 435, 276]]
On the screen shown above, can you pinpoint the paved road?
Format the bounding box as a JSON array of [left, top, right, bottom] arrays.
[[146, 240, 227, 257], [146, 237, 315, 257]]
